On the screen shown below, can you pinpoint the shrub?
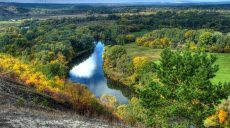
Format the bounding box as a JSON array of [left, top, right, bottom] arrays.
[[115, 97, 147, 126], [100, 94, 118, 108], [204, 93, 230, 127]]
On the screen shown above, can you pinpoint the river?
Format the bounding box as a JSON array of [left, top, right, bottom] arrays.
[[69, 42, 128, 104]]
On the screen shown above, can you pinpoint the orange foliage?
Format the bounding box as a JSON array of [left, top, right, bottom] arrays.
[[218, 110, 227, 124], [0, 54, 116, 119]]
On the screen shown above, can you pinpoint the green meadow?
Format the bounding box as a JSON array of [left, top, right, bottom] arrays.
[[0, 20, 22, 32], [124, 43, 230, 84], [212, 53, 230, 84]]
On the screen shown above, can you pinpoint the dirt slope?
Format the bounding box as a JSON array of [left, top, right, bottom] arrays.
[[0, 77, 127, 128]]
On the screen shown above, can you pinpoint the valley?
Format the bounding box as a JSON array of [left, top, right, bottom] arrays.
[[0, 2, 230, 127]]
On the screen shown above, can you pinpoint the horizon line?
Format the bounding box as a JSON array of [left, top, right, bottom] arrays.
[[1, 1, 230, 4]]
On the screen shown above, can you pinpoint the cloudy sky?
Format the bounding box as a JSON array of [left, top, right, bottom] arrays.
[[1, 0, 229, 3]]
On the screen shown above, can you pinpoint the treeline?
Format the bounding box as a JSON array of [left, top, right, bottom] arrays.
[[103, 45, 230, 127], [90, 10, 230, 45], [118, 11, 230, 32], [136, 28, 230, 53], [20, 18, 135, 46]]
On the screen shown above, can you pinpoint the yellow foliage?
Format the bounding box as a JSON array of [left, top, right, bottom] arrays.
[[160, 37, 170, 46], [188, 42, 197, 51], [184, 30, 194, 39], [144, 41, 150, 47], [132, 56, 149, 72], [100, 94, 118, 108], [0, 54, 109, 117], [135, 37, 145, 46], [0, 54, 61, 92], [54, 76, 65, 89], [149, 41, 156, 47], [204, 97, 230, 128], [204, 115, 218, 127], [116, 105, 127, 119], [128, 73, 139, 84]]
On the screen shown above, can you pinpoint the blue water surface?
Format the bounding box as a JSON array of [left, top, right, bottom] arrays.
[[69, 42, 128, 104]]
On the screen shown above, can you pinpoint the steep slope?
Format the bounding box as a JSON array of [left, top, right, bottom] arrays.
[[0, 77, 126, 128]]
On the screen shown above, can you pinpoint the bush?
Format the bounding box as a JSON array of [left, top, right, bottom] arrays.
[[100, 94, 118, 108], [37, 61, 68, 78], [204, 88, 230, 128], [115, 97, 147, 126]]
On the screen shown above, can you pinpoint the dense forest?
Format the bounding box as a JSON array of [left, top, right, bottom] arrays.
[[136, 28, 230, 52], [0, 2, 230, 127]]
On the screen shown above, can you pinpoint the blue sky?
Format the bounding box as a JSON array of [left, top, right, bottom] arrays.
[[1, 0, 230, 3]]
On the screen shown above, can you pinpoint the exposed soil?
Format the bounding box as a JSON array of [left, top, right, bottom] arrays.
[[0, 77, 128, 128]]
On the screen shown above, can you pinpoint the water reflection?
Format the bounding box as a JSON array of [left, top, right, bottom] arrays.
[[69, 42, 128, 104]]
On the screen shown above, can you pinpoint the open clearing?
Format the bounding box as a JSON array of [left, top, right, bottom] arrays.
[[124, 43, 162, 61], [0, 20, 22, 32], [212, 53, 230, 84], [124, 43, 230, 84]]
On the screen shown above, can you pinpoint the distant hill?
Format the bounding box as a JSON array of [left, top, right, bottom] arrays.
[[0, 2, 230, 20]]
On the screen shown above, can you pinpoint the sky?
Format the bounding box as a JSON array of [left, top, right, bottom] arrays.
[[1, 0, 230, 3]]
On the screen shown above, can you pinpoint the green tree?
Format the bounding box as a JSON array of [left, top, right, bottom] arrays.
[[139, 48, 230, 127], [199, 32, 213, 45], [104, 45, 126, 67]]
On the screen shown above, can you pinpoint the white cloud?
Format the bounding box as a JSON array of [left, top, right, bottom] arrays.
[[69, 53, 96, 78]]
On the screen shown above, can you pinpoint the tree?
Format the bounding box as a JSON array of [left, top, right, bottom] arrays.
[[116, 54, 134, 76], [139, 48, 230, 127], [199, 32, 213, 45], [104, 45, 126, 67], [115, 34, 126, 45]]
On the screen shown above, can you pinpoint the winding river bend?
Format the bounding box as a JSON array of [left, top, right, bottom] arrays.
[[69, 42, 128, 104]]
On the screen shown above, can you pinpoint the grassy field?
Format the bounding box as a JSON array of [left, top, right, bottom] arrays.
[[124, 43, 162, 61], [0, 20, 22, 32], [212, 53, 230, 84], [124, 43, 230, 84]]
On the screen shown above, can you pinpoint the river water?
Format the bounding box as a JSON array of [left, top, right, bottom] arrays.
[[69, 42, 128, 104]]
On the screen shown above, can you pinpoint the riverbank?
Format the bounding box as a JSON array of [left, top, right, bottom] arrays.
[[102, 44, 144, 100], [69, 42, 130, 104]]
